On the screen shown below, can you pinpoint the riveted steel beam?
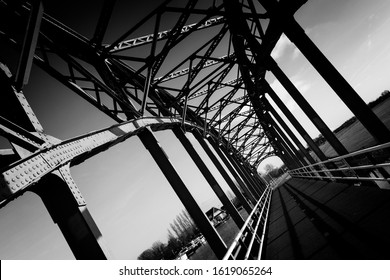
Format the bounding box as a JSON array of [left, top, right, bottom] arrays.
[[207, 136, 263, 197], [138, 127, 227, 259], [109, 16, 225, 53], [0, 117, 195, 208], [91, 0, 117, 46], [262, 110, 305, 168], [155, 54, 233, 84], [15, 0, 43, 91], [272, 11, 390, 144], [172, 126, 245, 228], [32, 170, 109, 259], [192, 129, 255, 211], [267, 58, 350, 157]]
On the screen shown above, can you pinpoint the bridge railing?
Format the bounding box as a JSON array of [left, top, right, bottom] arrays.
[[288, 142, 390, 188], [223, 186, 272, 260]]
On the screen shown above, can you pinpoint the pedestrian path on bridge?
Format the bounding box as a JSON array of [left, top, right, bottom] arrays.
[[265, 178, 390, 259]]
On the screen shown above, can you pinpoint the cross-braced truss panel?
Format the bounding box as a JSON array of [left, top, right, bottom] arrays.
[[0, 0, 285, 168]]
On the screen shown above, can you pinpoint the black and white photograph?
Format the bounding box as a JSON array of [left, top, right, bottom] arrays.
[[1, 0, 390, 278]]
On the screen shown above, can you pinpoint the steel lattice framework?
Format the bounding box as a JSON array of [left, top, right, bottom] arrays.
[[1, 0, 390, 259], [0, 0, 284, 166]]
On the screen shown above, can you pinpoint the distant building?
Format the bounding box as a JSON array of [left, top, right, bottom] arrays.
[[205, 207, 230, 227]]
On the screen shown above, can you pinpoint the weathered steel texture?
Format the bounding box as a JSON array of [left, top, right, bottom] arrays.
[[15, 0, 43, 91], [207, 136, 262, 198], [109, 16, 225, 53], [1, 0, 385, 260], [0, 58, 110, 259], [192, 129, 256, 210], [172, 127, 246, 229], [267, 58, 350, 157], [0, 117, 196, 207], [138, 127, 228, 259], [1, 0, 274, 168], [283, 17, 390, 144], [32, 172, 110, 259]]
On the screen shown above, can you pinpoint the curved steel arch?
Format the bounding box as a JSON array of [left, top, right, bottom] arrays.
[[255, 152, 279, 167], [0, 0, 279, 168], [0, 116, 211, 208], [3, 0, 366, 260]]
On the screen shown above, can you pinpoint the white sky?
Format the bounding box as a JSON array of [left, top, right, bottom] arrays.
[[1, 0, 390, 259]]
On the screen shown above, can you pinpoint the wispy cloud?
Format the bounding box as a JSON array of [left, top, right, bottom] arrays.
[[292, 47, 301, 60], [271, 34, 292, 60], [268, 75, 312, 112], [271, 33, 301, 60], [269, 78, 289, 100], [294, 78, 311, 94], [286, 99, 296, 112]]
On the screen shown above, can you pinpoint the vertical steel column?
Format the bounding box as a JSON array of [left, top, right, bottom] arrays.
[[263, 120, 300, 170], [271, 125, 301, 169], [15, 0, 43, 91], [239, 159, 267, 192], [263, 111, 307, 168], [172, 126, 245, 228], [284, 19, 390, 144], [192, 129, 257, 209], [246, 164, 268, 187], [264, 80, 341, 176], [234, 156, 266, 193], [1, 64, 111, 259], [219, 143, 263, 194], [262, 95, 316, 165], [211, 139, 265, 195], [265, 100, 323, 176], [263, 129, 295, 170], [91, 0, 117, 46], [140, 12, 160, 115], [267, 57, 350, 157], [205, 133, 262, 200], [138, 128, 227, 259], [263, 80, 328, 162], [33, 172, 110, 259]]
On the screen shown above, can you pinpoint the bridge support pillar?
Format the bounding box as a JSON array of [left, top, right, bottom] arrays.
[[172, 127, 245, 228], [33, 172, 110, 260], [234, 157, 266, 192], [192, 130, 256, 211], [267, 57, 350, 157], [264, 81, 327, 161], [233, 157, 266, 193], [210, 138, 262, 199], [208, 138, 265, 195], [264, 100, 324, 176], [263, 81, 339, 177], [263, 98, 313, 165], [209, 140, 263, 198], [266, 123, 301, 170], [284, 19, 390, 144], [265, 111, 307, 168], [138, 128, 227, 259]]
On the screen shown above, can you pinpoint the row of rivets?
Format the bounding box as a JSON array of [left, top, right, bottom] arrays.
[[2, 155, 50, 194], [59, 168, 86, 206], [1, 118, 170, 199]]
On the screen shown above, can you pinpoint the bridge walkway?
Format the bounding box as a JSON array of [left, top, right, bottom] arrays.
[[265, 178, 390, 259]]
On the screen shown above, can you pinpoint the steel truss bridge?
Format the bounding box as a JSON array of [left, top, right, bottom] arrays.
[[1, 0, 390, 259]]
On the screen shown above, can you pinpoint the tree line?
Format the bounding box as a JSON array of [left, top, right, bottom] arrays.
[[137, 209, 200, 260], [312, 89, 390, 147]]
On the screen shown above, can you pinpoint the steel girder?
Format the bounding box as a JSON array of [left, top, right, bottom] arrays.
[[0, 0, 292, 169], [1, 0, 352, 260]]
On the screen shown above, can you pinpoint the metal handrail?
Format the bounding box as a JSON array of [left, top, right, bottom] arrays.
[[289, 141, 390, 184], [256, 191, 272, 260], [244, 189, 272, 260], [223, 186, 272, 260]]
